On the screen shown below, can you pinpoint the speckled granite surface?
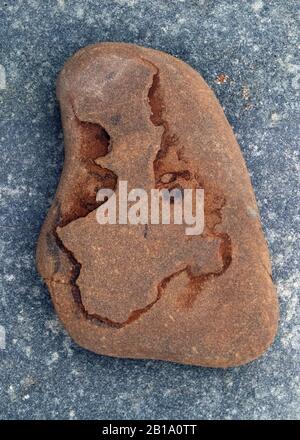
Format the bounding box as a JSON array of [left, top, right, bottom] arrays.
[[0, 0, 299, 420]]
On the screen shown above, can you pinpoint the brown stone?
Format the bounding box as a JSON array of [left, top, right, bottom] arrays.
[[36, 42, 278, 367]]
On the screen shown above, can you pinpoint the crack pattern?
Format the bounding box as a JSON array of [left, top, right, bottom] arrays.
[[146, 64, 233, 308], [51, 63, 232, 327]]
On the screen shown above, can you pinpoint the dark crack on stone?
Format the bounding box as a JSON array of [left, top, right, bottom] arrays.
[[52, 64, 232, 327]]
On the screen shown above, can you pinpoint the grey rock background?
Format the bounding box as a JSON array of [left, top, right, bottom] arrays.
[[0, 0, 299, 420]]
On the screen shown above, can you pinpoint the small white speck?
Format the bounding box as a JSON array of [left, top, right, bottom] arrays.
[[0, 325, 6, 349], [76, 6, 84, 19], [279, 55, 300, 89], [57, 0, 65, 10], [271, 112, 281, 123], [4, 274, 15, 282], [247, 206, 258, 218], [8, 385, 17, 401], [46, 352, 59, 366], [0, 65, 6, 90], [177, 17, 186, 25], [252, 0, 263, 12], [116, 0, 137, 6], [17, 314, 24, 323], [45, 318, 62, 335], [22, 394, 30, 401], [25, 346, 32, 358]]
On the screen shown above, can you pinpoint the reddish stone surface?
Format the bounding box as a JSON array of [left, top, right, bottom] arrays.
[[36, 43, 278, 367]]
